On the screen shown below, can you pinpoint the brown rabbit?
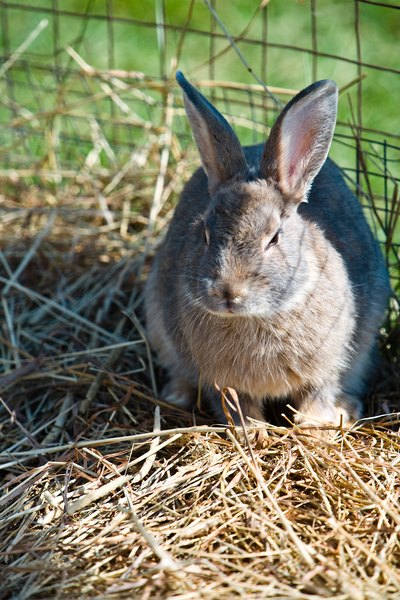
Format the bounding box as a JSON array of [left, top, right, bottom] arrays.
[[144, 72, 390, 426]]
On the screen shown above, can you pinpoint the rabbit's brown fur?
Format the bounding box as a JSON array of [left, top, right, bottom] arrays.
[[145, 73, 390, 427]]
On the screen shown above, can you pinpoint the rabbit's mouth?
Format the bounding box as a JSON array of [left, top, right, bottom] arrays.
[[201, 294, 251, 317], [197, 280, 277, 317], [208, 302, 243, 316], [200, 277, 251, 316]]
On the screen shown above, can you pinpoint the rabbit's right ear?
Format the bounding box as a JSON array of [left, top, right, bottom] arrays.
[[176, 71, 248, 196]]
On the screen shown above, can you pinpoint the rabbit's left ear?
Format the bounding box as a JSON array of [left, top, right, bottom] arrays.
[[260, 80, 338, 202]]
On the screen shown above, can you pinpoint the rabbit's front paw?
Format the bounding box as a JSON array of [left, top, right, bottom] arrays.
[[293, 386, 356, 428]]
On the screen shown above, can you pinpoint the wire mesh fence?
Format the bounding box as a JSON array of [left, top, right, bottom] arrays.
[[0, 1, 399, 301]]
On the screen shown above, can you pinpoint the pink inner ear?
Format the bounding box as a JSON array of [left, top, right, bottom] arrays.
[[278, 92, 331, 198], [282, 118, 317, 192], [262, 81, 337, 199]]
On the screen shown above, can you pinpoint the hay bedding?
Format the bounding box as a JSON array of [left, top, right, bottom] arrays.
[[0, 131, 400, 600]]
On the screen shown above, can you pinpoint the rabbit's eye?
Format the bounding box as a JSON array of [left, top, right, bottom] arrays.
[[204, 227, 210, 246], [266, 228, 282, 250]]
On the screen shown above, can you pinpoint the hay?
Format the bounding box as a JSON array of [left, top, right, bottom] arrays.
[[1, 32, 400, 600], [2, 414, 400, 598]]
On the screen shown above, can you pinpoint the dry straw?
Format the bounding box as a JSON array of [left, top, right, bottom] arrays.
[[1, 7, 400, 600]]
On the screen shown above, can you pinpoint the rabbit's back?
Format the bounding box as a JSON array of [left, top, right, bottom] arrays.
[[306, 158, 390, 397]]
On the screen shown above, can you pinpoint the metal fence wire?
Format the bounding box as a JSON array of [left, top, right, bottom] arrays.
[[0, 0, 399, 298]]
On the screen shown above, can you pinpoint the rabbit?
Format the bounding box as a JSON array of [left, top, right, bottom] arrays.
[[144, 71, 391, 427]]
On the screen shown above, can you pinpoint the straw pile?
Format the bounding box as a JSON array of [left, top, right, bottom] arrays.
[[1, 63, 400, 598]]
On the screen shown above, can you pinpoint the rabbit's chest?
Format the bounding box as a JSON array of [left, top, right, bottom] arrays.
[[185, 316, 329, 399]]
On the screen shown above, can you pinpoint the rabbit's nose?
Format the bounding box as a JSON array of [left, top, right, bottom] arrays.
[[211, 281, 248, 308]]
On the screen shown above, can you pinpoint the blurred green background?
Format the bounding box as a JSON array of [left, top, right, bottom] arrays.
[[1, 1, 399, 156]]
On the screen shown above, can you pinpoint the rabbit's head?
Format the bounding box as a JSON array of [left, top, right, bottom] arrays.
[[176, 72, 338, 318]]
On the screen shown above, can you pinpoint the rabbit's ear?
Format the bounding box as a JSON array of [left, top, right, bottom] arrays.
[[176, 71, 248, 195], [260, 80, 338, 202]]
